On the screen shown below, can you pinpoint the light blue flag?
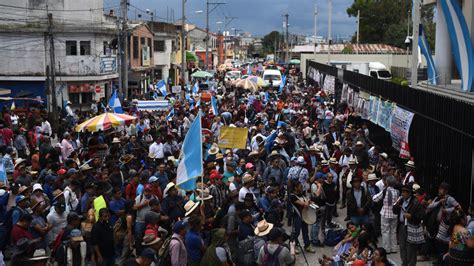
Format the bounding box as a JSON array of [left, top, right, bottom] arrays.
[[265, 129, 278, 154], [211, 96, 218, 115], [0, 161, 7, 184], [279, 75, 287, 94], [107, 90, 123, 113], [265, 91, 270, 103], [176, 112, 203, 191], [192, 82, 199, 95], [418, 25, 437, 85], [166, 108, 175, 121], [193, 100, 201, 110], [156, 80, 167, 97], [247, 64, 252, 75]]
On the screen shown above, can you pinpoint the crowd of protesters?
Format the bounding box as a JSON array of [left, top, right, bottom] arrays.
[[0, 68, 472, 266]]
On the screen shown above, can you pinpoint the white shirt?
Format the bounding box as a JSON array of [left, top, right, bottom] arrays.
[[64, 186, 79, 212], [65, 105, 74, 116], [149, 142, 164, 159], [61, 139, 74, 159], [238, 186, 256, 203], [41, 121, 52, 136], [339, 154, 354, 168]]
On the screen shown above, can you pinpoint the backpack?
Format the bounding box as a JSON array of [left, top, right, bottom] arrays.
[[324, 227, 346, 247], [262, 244, 283, 266], [113, 217, 127, 243], [158, 236, 180, 266], [238, 236, 255, 265]]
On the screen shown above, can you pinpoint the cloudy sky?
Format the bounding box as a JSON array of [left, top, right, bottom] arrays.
[[104, 0, 357, 38]]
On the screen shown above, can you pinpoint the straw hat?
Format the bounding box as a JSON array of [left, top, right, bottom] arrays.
[[367, 173, 379, 182], [111, 137, 121, 144], [80, 163, 93, 171], [142, 234, 161, 246], [320, 160, 329, 166], [380, 153, 388, 160], [242, 173, 255, 184], [248, 150, 259, 157], [254, 220, 274, 236], [120, 154, 135, 164], [163, 182, 176, 197], [14, 158, 27, 169], [196, 189, 213, 201], [405, 160, 415, 168], [348, 158, 358, 165], [18, 185, 29, 195], [208, 145, 219, 155], [184, 200, 200, 217], [329, 157, 339, 164], [52, 189, 64, 201], [333, 141, 341, 147], [268, 150, 281, 160], [366, 165, 375, 174]]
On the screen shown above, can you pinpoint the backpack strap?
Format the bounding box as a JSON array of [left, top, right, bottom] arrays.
[[273, 245, 283, 257]]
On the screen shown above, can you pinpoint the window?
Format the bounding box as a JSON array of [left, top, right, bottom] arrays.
[[155, 69, 163, 80], [80, 41, 91, 55], [133, 36, 139, 58], [370, 71, 378, 78], [141, 37, 145, 45], [154, 40, 165, 52], [66, 41, 77, 56]]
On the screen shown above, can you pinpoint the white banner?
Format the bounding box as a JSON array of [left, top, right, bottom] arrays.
[[390, 106, 414, 151]]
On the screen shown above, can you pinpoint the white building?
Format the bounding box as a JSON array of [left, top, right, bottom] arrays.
[[0, 0, 118, 109], [149, 22, 177, 83]]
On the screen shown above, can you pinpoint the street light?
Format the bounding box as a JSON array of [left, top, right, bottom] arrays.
[[194, 10, 204, 14]]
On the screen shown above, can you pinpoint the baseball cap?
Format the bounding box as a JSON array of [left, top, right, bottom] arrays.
[[67, 168, 77, 175], [57, 169, 67, 175], [173, 220, 188, 233], [15, 195, 28, 205], [148, 176, 159, 183], [70, 229, 84, 242], [245, 163, 254, 169]]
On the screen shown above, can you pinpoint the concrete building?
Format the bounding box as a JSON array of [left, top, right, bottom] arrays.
[[0, 0, 118, 109], [128, 23, 154, 95], [187, 25, 218, 70], [149, 22, 178, 85]]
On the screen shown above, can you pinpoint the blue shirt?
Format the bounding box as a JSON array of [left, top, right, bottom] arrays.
[[109, 197, 125, 225], [80, 192, 90, 214], [258, 195, 271, 213], [185, 229, 204, 261], [154, 172, 169, 192]]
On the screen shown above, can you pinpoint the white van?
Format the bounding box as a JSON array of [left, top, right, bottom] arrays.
[[262, 69, 282, 88]]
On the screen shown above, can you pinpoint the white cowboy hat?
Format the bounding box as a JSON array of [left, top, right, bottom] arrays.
[[163, 182, 176, 197], [380, 153, 388, 160], [329, 157, 339, 164], [208, 145, 219, 155], [196, 189, 213, 201], [254, 220, 274, 237], [367, 173, 379, 182], [112, 137, 121, 144], [242, 173, 255, 184], [184, 200, 200, 217], [405, 160, 415, 168], [14, 158, 27, 169], [80, 163, 93, 171]]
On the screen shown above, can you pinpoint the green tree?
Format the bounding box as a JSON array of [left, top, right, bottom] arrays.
[[347, 0, 435, 49], [261, 31, 281, 55]]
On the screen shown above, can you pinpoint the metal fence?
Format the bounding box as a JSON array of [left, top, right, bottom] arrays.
[[307, 60, 474, 208]]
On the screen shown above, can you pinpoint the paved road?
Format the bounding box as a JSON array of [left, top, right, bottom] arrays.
[[284, 208, 433, 266]]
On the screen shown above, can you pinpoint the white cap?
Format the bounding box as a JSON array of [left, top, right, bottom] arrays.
[[33, 183, 43, 192]]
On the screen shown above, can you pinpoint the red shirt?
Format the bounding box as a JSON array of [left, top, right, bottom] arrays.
[[152, 186, 163, 201], [1, 128, 13, 145], [11, 224, 33, 245], [125, 181, 138, 200]]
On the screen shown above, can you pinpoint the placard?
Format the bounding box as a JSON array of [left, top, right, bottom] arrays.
[[390, 106, 414, 151], [172, 86, 182, 94], [218, 127, 248, 149]]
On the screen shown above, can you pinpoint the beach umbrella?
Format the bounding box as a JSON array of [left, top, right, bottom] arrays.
[[75, 112, 137, 132]]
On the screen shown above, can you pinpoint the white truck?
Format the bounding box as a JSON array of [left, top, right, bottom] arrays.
[[329, 61, 392, 80]]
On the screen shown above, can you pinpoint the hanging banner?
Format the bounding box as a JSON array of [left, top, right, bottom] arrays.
[[347, 87, 354, 107], [361, 99, 370, 120], [341, 83, 349, 103], [377, 100, 394, 132], [390, 106, 415, 151], [218, 126, 248, 149], [323, 75, 335, 95], [369, 96, 380, 123]]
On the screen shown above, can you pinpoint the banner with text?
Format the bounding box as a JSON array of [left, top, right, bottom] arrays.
[[390, 106, 414, 151], [218, 127, 248, 149]]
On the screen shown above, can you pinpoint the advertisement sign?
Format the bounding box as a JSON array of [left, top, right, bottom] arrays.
[[218, 127, 248, 149], [100, 56, 117, 73]]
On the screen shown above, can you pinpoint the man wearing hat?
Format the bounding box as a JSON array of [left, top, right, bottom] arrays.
[[257, 228, 296, 265], [134, 184, 159, 242], [262, 155, 286, 187], [287, 156, 309, 188], [169, 220, 188, 266], [208, 170, 225, 209], [238, 174, 256, 203], [395, 184, 425, 266], [373, 176, 399, 254], [346, 176, 372, 226], [53, 229, 87, 266], [161, 183, 185, 221], [402, 160, 416, 186]]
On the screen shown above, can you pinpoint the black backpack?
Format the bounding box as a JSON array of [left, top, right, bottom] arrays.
[[158, 236, 180, 266], [262, 244, 283, 266]]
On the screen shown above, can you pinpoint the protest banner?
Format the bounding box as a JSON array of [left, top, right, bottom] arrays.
[[390, 106, 415, 151], [218, 127, 248, 149]]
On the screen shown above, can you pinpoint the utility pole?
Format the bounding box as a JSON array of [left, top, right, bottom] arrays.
[[327, 0, 332, 63], [181, 0, 187, 87], [356, 10, 360, 54], [150, 11, 155, 83], [120, 0, 129, 98], [284, 14, 289, 62], [205, 1, 225, 70], [314, 3, 318, 37], [47, 13, 58, 130], [224, 16, 237, 62], [411, 0, 420, 86], [233, 29, 242, 61]]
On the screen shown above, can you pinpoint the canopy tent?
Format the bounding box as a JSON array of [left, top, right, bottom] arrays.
[[191, 70, 213, 79], [75, 113, 137, 133], [136, 100, 170, 111]]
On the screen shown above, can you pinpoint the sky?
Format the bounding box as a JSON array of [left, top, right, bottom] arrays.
[[104, 0, 357, 38]]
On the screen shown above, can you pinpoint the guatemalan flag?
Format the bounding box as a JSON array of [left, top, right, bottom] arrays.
[[279, 75, 287, 94], [192, 82, 199, 95], [418, 25, 437, 85], [107, 90, 123, 114], [211, 96, 218, 115], [166, 108, 175, 121], [265, 129, 278, 154], [156, 80, 167, 97], [176, 112, 203, 191]]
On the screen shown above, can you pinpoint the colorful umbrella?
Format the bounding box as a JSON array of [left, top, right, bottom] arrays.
[[191, 70, 213, 79], [289, 59, 301, 64], [235, 79, 259, 91], [246, 76, 267, 87], [75, 112, 137, 132]]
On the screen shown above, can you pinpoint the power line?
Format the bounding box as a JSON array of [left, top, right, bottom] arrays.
[[0, 3, 120, 12]]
